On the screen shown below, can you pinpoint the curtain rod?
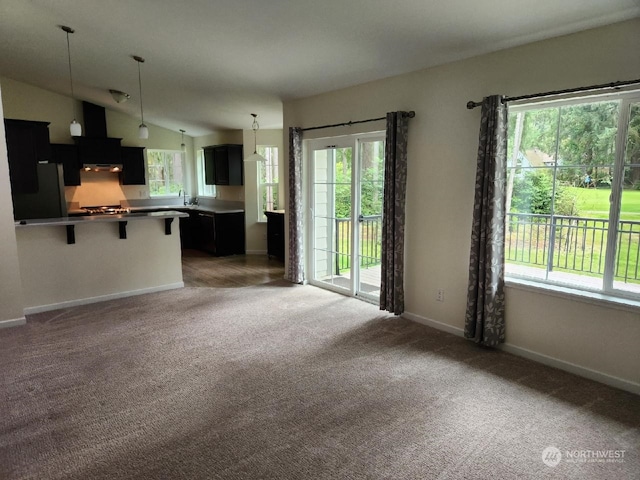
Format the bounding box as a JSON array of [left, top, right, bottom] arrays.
[[466, 78, 640, 110], [301, 111, 415, 132]]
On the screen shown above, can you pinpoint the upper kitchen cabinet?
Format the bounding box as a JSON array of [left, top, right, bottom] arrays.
[[204, 144, 243, 185], [4, 119, 52, 194], [120, 146, 146, 185], [51, 144, 81, 186]]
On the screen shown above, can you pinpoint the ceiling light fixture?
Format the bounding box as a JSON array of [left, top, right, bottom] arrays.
[[180, 129, 186, 152], [133, 55, 148, 139], [109, 89, 130, 103], [244, 113, 267, 162], [60, 25, 82, 137]]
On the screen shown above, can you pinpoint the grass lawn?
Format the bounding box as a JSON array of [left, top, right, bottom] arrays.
[[507, 187, 640, 284], [570, 186, 640, 221]]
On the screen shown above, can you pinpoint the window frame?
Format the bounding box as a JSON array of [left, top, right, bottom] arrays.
[[505, 90, 640, 303], [257, 145, 279, 222], [146, 149, 185, 198]]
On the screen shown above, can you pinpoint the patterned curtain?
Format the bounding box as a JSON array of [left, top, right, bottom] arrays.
[[380, 112, 410, 315], [286, 127, 304, 284], [464, 95, 507, 347]]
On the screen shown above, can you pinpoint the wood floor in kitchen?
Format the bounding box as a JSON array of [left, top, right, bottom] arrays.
[[181, 250, 285, 288]]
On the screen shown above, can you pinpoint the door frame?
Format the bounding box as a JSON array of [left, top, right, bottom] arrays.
[[305, 131, 385, 300]]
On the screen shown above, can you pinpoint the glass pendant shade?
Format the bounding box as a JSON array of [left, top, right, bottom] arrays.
[[139, 124, 149, 139], [70, 119, 82, 136], [245, 152, 267, 163]]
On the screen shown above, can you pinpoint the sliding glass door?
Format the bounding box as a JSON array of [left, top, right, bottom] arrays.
[[308, 133, 385, 301]]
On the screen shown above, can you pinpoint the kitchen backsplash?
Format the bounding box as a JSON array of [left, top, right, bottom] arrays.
[[64, 171, 144, 206]]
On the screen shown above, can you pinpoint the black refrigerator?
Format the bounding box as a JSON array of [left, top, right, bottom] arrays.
[[12, 163, 68, 220]]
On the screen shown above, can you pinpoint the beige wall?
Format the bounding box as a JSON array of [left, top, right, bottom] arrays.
[[0, 84, 26, 326], [283, 19, 640, 390], [242, 129, 284, 253], [16, 219, 183, 311]]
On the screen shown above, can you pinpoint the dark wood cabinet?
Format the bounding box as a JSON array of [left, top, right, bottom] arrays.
[[4, 119, 51, 194], [120, 146, 146, 185], [179, 211, 198, 250], [51, 144, 81, 186], [74, 136, 122, 165], [265, 211, 285, 260], [196, 211, 245, 256], [204, 144, 243, 185]]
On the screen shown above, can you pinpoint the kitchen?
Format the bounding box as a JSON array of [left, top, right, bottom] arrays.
[[2, 76, 284, 317]]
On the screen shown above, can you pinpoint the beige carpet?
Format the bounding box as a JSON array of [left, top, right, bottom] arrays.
[[0, 280, 638, 479]]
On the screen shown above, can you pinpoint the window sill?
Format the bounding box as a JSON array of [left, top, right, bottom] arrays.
[[505, 277, 640, 314]]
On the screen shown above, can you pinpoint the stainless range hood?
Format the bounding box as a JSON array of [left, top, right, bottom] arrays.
[[82, 163, 123, 172]]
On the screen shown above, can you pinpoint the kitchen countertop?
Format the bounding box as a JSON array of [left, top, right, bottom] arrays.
[[15, 210, 188, 227], [126, 205, 244, 214]]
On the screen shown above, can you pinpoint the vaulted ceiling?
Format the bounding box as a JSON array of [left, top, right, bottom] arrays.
[[1, 0, 638, 136]]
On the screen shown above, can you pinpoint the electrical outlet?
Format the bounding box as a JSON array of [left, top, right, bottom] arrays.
[[436, 289, 445, 302]]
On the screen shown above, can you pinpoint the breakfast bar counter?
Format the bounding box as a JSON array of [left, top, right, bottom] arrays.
[[14, 210, 187, 314]]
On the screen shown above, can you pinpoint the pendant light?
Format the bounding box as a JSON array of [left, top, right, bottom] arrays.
[[244, 113, 267, 162], [133, 55, 148, 139], [60, 26, 82, 137], [180, 129, 186, 152]]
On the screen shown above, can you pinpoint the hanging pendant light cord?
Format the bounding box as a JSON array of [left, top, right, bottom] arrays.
[[61, 26, 77, 122], [136, 59, 145, 124], [65, 31, 75, 103]]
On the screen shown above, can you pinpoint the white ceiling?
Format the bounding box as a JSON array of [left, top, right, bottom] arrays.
[[0, 0, 638, 136]]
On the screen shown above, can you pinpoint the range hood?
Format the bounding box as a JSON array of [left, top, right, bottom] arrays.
[[82, 163, 122, 172], [75, 102, 123, 172]]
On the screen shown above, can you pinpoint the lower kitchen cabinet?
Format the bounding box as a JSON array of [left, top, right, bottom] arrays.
[[265, 211, 285, 260], [196, 211, 245, 256]]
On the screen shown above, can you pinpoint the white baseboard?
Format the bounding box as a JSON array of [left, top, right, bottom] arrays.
[[402, 310, 640, 396], [246, 250, 268, 255], [23, 282, 184, 315], [402, 311, 464, 337], [0, 317, 27, 329], [499, 343, 640, 396]]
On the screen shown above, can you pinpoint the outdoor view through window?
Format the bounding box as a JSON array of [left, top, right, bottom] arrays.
[[506, 93, 640, 298], [147, 150, 184, 197]]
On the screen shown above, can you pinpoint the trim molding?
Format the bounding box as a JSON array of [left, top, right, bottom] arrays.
[[402, 311, 464, 337], [499, 343, 640, 396], [23, 283, 184, 315], [246, 250, 268, 255], [0, 317, 27, 329], [402, 310, 639, 396]]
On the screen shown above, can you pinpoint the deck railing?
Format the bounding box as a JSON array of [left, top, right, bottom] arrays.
[[335, 215, 382, 274], [506, 213, 640, 282]]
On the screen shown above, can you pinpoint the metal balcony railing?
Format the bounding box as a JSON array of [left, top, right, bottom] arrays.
[[506, 213, 640, 282], [335, 215, 382, 274]]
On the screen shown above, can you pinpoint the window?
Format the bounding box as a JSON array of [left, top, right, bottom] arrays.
[[506, 92, 640, 299], [196, 149, 216, 197], [257, 146, 279, 221], [147, 150, 184, 197]]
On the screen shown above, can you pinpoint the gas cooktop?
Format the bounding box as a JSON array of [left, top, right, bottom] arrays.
[[81, 205, 130, 215]]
